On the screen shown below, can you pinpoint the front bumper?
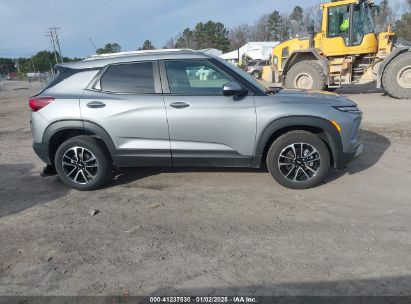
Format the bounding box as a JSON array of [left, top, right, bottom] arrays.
[[335, 143, 363, 169]]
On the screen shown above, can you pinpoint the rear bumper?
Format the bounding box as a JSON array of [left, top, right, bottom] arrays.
[[33, 142, 51, 165]]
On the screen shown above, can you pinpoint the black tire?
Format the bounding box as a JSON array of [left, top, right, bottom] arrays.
[[285, 60, 326, 91], [382, 52, 411, 99], [266, 131, 331, 189], [251, 70, 261, 79], [54, 136, 113, 191]]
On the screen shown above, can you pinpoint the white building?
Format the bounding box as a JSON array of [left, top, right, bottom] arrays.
[[220, 41, 279, 64], [220, 50, 239, 64]]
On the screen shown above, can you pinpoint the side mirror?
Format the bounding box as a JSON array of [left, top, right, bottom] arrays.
[[223, 82, 248, 97]]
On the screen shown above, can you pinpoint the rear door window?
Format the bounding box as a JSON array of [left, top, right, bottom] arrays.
[[100, 62, 155, 94]]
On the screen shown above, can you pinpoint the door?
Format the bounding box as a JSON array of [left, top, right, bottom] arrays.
[[80, 61, 171, 166], [161, 59, 256, 167]]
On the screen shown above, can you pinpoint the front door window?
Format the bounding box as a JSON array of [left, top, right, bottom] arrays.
[[165, 60, 233, 95]]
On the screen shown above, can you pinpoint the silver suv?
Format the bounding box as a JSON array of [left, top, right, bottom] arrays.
[[246, 60, 268, 79], [30, 49, 362, 190]]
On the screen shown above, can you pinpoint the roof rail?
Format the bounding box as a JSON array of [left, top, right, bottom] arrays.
[[84, 49, 196, 61]]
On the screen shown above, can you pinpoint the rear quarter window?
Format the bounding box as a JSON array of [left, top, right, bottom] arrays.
[[100, 62, 155, 94], [37, 68, 99, 95]]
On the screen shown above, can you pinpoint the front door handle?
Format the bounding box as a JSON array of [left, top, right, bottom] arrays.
[[87, 101, 106, 108], [170, 102, 190, 109]]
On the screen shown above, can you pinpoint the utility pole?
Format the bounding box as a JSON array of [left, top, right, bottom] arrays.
[[46, 30, 60, 64], [14, 59, 20, 74], [30, 56, 37, 74], [50, 26, 63, 62]]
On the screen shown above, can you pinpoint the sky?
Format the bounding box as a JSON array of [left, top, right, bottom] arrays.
[[0, 0, 402, 58]]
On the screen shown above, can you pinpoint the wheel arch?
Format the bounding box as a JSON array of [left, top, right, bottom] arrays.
[[42, 120, 116, 165], [377, 47, 411, 88], [252, 116, 343, 169]]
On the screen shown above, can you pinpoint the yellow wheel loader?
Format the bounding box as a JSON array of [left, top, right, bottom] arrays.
[[269, 0, 411, 99]]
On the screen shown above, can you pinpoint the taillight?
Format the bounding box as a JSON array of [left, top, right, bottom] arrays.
[[29, 96, 54, 112]]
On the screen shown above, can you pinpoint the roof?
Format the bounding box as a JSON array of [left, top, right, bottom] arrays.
[[322, 0, 363, 8], [199, 48, 223, 56], [57, 49, 210, 70], [220, 50, 239, 60]]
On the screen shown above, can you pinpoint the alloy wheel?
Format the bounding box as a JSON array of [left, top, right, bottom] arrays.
[[277, 143, 321, 182], [61, 146, 99, 184]]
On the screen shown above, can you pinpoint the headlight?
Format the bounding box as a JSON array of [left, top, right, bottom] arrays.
[[333, 106, 361, 113]]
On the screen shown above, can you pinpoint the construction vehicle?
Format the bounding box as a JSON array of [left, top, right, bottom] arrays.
[[268, 0, 411, 99]]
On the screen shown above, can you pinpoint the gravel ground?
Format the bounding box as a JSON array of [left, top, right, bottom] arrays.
[[0, 81, 410, 296]]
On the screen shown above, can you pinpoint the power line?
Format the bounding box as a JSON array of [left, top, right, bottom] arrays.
[[0, 39, 49, 51], [89, 38, 98, 53]]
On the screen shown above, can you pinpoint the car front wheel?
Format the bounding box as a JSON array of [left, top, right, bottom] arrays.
[[54, 136, 113, 191], [267, 131, 330, 189], [251, 70, 261, 79]]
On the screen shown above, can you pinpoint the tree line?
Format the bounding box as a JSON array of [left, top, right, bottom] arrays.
[[0, 51, 82, 77], [1, 0, 410, 75], [96, 0, 411, 53]]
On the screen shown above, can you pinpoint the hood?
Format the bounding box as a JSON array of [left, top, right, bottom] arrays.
[[272, 89, 357, 107]]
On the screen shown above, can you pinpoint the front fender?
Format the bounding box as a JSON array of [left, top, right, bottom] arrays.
[[252, 116, 344, 169]]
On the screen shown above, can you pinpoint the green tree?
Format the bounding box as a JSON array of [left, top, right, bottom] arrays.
[[96, 43, 121, 54], [138, 40, 155, 50], [0, 58, 16, 75], [32, 51, 58, 72], [290, 6, 304, 24], [194, 21, 231, 52], [268, 11, 289, 41], [175, 28, 194, 48], [174, 21, 230, 52], [373, 0, 395, 32], [1, 51, 83, 76], [396, 0, 411, 41]]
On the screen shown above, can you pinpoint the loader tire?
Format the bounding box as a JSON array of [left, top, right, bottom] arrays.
[[285, 60, 326, 91], [382, 52, 411, 99]]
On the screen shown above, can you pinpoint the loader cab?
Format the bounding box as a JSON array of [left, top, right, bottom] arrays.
[[321, 0, 378, 56]]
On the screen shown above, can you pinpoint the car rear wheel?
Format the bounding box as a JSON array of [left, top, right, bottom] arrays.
[[267, 131, 330, 189], [55, 136, 113, 191]]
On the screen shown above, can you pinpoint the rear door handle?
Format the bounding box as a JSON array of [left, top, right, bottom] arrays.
[[87, 101, 106, 108], [170, 102, 190, 109]]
